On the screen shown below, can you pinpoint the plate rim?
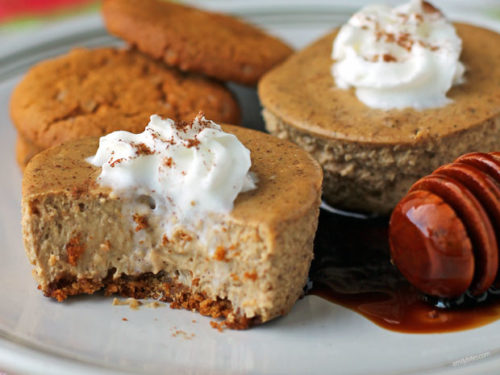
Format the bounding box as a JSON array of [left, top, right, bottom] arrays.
[[2, 6, 500, 375]]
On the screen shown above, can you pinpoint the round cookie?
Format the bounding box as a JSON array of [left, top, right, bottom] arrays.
[[258, 23, 500, 214], [11, 47, 240, 153], [101, 0, 293, 86]]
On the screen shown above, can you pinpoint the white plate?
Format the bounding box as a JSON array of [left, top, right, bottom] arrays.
[[1, 4, 500, 375]]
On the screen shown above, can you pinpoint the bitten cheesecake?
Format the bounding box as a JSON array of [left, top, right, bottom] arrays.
[[21, 115, 322, 328], [259, 1, 500, 214]]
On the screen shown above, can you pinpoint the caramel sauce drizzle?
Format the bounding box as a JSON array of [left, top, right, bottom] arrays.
[[306, 208, 500, 333]]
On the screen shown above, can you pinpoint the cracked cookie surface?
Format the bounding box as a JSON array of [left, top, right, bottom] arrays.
[[10, 47, 240, 151], [102, 0, 293, 86]]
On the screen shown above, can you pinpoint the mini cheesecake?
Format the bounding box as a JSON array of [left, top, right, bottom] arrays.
[[21, 125, 322, 328], [259, 23, 500, 214]]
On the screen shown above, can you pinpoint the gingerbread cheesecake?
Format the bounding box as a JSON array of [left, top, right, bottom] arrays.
[[259, 1, 500, 214], [21, 115, 322, 328]]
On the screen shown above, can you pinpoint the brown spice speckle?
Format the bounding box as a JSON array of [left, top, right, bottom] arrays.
[[382, 53, 397, 62], [164, 157, 173, 167], [66, 234, 85, 266], [213, 246, 229, 262], [186, 138, 200, 148], [162, 234, 169, 245], [133, 214, 148, 231], [244, 271, 258, 281], [70, 186, 87, 198], [109, 158, 124, 168], [133, 142, 154, 155]]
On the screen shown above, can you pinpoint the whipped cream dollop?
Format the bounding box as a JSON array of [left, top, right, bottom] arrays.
[[332, 0, 465, 110], [88, 114, 256, 221]]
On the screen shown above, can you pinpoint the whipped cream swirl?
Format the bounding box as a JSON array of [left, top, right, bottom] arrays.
[[88, 114, 256, 220], [332, 0, 465, 110]]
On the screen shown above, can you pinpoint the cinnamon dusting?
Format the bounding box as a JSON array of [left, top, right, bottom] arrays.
[[164, 157, 173, 167], [186, 138, 200, 148], [133, 142, 154, 155], [382, 53, 397, 62], [109, 158, 124, 168]]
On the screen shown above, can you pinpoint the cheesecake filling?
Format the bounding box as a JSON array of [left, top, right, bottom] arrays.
[[331, 0, 465, 110], [88, 114, 257, 256]]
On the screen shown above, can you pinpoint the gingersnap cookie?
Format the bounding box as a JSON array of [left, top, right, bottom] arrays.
[[101, 0, 293, 86], [11, 47, 240, 155]]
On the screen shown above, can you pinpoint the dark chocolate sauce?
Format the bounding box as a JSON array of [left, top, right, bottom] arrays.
[[306, 207, 500, 333]]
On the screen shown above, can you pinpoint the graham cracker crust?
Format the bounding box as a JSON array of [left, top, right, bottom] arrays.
[[44, 270, 260, 329]]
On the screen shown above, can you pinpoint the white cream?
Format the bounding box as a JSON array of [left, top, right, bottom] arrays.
[[332, 0, 465, 110], [88, 114, 257, 230]]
